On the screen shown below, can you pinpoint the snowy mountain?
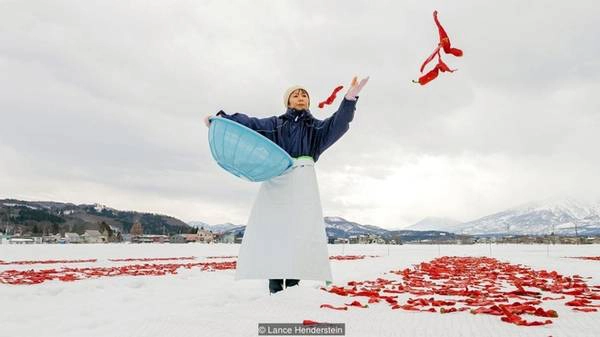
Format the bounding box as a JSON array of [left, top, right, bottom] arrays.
[[0, 199, 191, 235], [405, 217, 462, 231], [216, 216, 455, 241], [217, 216, 392, 238], [187, 221, 210, 229], [451, 197, 600, 236], [187, 221, 245, 234], [323, 216, 390, 238]]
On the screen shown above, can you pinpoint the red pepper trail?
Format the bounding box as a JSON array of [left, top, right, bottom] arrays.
[[0, 261, 236, 285], [0, 259, 97, 266], [568, 256, 600, 261], [414, 10, 463, 86], [319, 256, 600, 327], [329, 255, 380, 261], [0, 255, 375, 285], [108, 256, 196, 262]]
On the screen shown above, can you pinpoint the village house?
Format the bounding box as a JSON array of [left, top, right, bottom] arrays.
[[64, 232, 82, 244], [133, 234, 168, 243], [197, 229, 214, 243], [8, 237, 35, 244], [216, 232, 235, 244], [82, 230, 107, 243]]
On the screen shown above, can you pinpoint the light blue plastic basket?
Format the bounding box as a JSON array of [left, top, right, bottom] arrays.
[[208, 116, 293, 182]]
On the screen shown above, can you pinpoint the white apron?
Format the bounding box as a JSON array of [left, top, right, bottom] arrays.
[[234, 157, 332, 282]]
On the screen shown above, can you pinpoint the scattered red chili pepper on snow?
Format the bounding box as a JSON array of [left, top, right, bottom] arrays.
[[320, 256, 600, 327]]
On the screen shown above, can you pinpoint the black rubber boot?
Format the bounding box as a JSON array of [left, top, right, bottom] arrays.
[[285, 279, 300, 288], [269, 279, 284, 294]]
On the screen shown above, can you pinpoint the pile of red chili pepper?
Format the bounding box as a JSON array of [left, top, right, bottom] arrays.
[[329, 255, 380, 261], [414, 10, 463, 85], [568, 256, 600, 261], [0, 261, 236, 285], [0, 259, 97, 265], [320, 256, 600, 327]]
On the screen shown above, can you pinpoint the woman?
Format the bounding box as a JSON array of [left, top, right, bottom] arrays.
[[204, 76, 368, 294]]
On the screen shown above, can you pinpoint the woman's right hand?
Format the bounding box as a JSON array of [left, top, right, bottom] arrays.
[[204, 115, 212, 128], [345, 76, 369, 100]]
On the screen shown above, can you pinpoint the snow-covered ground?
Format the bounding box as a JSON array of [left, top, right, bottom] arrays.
[[1, 243, 599, 337]]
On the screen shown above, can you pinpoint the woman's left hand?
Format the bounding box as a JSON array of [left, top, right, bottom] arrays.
[[345, 76, 369, 100]]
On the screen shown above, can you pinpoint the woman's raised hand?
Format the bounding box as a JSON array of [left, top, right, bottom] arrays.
[[204, 115, 212, 128], [345, 76, 369, 100]]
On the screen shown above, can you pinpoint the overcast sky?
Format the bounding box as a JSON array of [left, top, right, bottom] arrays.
[[1, 0, 599, 229]]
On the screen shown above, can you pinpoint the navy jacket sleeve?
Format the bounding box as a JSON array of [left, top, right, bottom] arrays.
[[215, 110, 278, 141], [314, 98, 358, 154]]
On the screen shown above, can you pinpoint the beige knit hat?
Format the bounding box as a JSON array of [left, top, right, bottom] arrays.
[[283, 85, 310, 108]]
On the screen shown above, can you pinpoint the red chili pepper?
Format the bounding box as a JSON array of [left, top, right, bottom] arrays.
[[345, 300, 368, 308], [302, 320, 319, 325], [565, 299, 591, 306], [436, 53, 456, 73], [318, 85, 344, 108], [433, 10, 463, 57], [415, 65, 440, 85], [420, 46, 441, 73], [320, 304, 348, 311]]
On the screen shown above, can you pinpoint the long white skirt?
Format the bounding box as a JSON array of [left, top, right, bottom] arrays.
[[234, 157, 332, 281]]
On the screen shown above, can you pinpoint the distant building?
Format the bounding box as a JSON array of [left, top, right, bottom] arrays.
[[133, 234, 168, 243], [168, 232, 215, 244], [64, 232, 82, 244], [169, 235, 187, 244], [42, 234, 61, 244], [217, 233, 235, 244], [9, 237, 34, 244], [82, 230, 107, 243], [197, 229, 214, 243]]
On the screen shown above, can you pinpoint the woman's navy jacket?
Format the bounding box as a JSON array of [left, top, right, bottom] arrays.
[[216, 98, 358, 162]]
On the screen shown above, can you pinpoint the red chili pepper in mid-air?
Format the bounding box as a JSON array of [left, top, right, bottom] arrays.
[[318, 85, 344, 108], [414, 10, 463, 85], [415, 65, 440, 85], [433, 10, 463, 57]]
